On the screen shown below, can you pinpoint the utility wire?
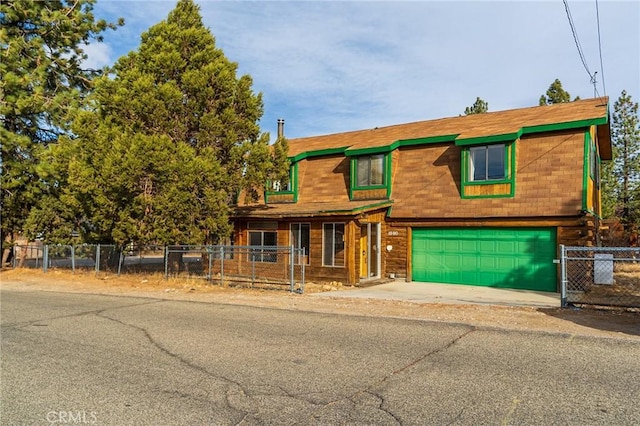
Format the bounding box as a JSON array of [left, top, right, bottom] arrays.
[[595, 0, 607, 96], [562, 0, 599, 96]]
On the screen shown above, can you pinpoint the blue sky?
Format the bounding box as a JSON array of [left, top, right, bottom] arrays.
[[87, 0, 640, 141]]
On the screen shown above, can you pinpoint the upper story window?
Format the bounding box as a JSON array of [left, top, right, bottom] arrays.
[[356, 154, 384, 187], [270, 166, 293, 192], [461, 142, 515, 198], [265, 164, 298, 204], [270, 179, 291, 192], [469, 144, 505, 181]]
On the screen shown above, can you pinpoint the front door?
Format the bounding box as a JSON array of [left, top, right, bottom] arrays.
[[360, 232, 368, 278], [360, 223, 380, 280]]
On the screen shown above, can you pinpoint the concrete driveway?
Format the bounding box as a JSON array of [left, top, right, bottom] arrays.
[[314, 281, 561, 308]]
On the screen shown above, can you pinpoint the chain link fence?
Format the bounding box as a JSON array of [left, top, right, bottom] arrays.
[[560, 245, 640, 309], [164, 245, 305, 292], [10, 244, 305, 293], [12, 244, 45, 269]]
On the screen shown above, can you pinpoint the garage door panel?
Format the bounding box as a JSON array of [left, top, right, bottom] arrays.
[[412, 228, 556, 292]]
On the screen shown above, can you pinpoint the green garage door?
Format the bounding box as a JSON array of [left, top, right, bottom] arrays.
[[412, 228, 557, 292]]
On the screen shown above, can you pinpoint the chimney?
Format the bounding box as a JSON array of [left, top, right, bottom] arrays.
[[277, 118, 285, 138]]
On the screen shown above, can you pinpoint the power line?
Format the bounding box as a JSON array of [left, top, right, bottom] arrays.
[[595, 0, 607, 96], [562, 0, 599, 96]]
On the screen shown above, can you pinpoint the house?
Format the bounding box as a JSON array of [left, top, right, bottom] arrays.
[[234, 97, 611, 292]]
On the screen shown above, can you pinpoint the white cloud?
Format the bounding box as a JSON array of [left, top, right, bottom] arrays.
[[81, 42, 113, 70], [92, 0, 640, 139]]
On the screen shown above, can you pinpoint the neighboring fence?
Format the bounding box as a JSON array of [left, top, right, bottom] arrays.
[[560, 245, 640, 309], [11, 244, 305, 293]]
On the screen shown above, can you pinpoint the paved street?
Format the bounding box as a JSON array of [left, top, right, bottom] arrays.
[[2, 289, 639, 425]]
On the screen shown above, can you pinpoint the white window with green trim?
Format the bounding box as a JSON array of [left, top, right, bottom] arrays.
[[356, 154, 385, 187], [322, 223, 345, 267]]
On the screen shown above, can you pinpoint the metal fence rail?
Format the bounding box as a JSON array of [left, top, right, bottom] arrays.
[[10, 244, 305, 293], [560, 245, 640, 309]]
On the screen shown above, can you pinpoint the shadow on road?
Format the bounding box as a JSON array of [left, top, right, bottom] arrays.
[[539, 307, 640, 337]]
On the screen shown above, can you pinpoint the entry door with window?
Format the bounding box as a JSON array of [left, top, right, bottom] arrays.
[[360, 223, 380, 279]]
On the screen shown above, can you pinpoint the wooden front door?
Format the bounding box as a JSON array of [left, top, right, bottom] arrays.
[[360, 230, 368, 279]]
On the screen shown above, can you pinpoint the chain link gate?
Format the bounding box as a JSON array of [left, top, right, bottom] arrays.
[[560, 245, 640, 309]]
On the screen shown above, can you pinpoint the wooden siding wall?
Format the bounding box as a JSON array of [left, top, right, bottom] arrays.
[[352, 188, 387, 200], [296, 155, 351, 203], [463, 183, 512, 197], [385, 225, 409, 279], [389, 130, 586, 219], [267, 193, 295, 203]]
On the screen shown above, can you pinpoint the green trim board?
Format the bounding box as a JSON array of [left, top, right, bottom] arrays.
[[411, 227, 557, 292], [344, 134, 459, 157], [455, 132, 520, 146], [460, 142, 516, 199], [581, 129, 602, 216], [455, 116, 608, 147], [582, 131, 589, 212], [290, 147, 349, 163]]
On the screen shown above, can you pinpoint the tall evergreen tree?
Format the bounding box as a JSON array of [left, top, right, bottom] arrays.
[[464, 97, 488, 115], [0, 0, 121, 261], [601, 90, 640, 234], [539, 78, 580, 105], [28, 0, 288, 246]]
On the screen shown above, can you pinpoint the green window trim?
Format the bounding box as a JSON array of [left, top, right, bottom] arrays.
[[461, 141, 516, 199], [349, 153, 393, 199], [265, 162, 299, 203]]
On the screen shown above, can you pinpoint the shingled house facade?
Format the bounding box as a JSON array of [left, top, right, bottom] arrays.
[[234, 98, 611, 292]]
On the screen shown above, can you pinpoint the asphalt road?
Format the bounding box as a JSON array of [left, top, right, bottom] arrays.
[[2, 289, 639, 425]]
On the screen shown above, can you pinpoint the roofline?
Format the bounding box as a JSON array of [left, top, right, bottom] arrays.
[[287, 100, 610, 159], [234, 200, 393, 219]]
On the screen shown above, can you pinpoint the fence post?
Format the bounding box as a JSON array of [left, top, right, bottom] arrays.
[[95, 244, 100, 275], [12, 245, 17, 269], [560, 244, 567, 308], [71, 245, 76, 272], [164, 246, 169, 280], [220, 245, 225, 286], [251, 248, 255, 287], [289, 245, 295, 293], [43, 245, 48, 272], [207, 246, 213, 282], [117, 250, 123, 277], [301, 247, 306, 294]]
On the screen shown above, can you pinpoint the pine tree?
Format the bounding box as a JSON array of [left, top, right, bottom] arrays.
[[0, 0, 121, 262], [28, 0, 288, 246], [464, 97, 488, 115], [539, 78, 580, 105], [601, 90, 640, 235]]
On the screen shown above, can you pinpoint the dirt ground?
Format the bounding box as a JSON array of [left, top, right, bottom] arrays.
[[1, 269, 638, 340]]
